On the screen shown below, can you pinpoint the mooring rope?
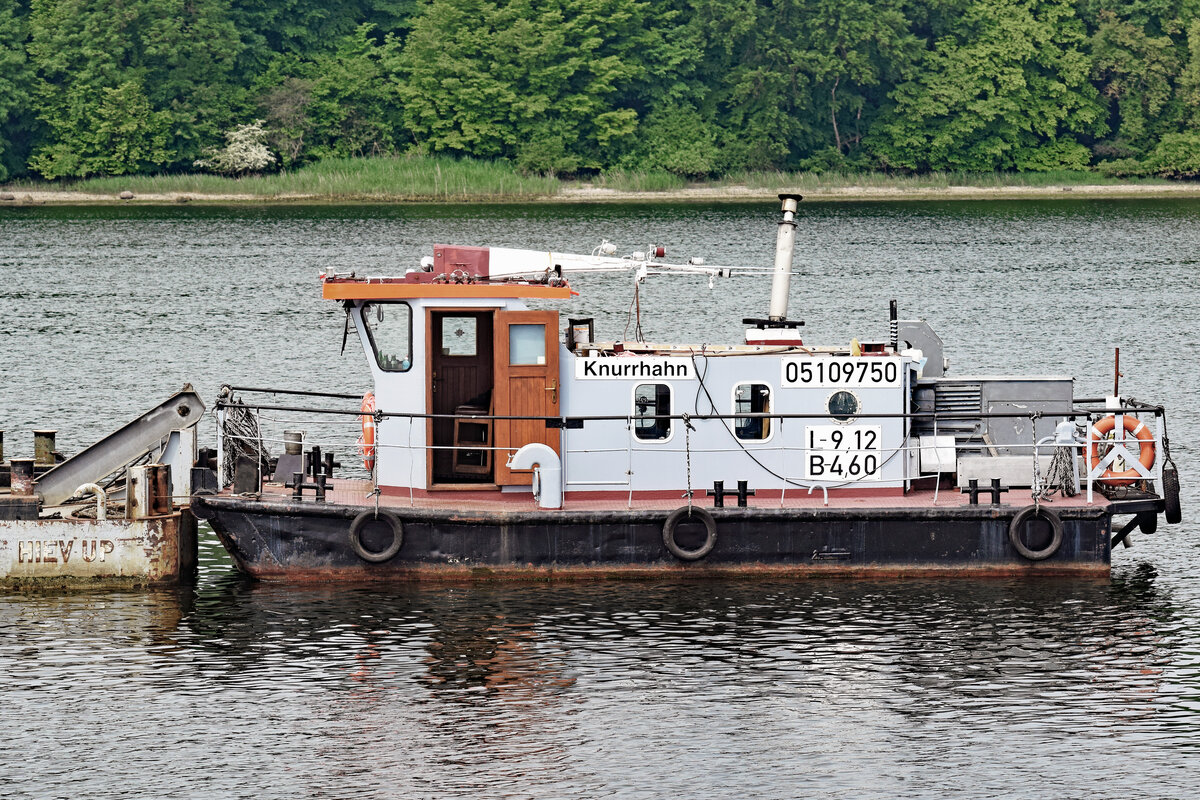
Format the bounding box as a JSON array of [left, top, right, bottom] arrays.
[[220, 397, 270, 486], [1037, 445, 1078, 500], [682, 412, 694, 511]]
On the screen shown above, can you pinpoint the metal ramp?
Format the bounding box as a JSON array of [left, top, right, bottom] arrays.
[[34, 387, 206, 507]]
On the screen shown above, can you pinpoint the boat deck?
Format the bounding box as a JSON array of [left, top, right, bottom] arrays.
[[249, 479, 1111, 513]]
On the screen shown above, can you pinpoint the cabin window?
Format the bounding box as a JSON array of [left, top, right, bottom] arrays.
[[441, 316, 478, 357], [362, 302, 412, 372], [634, 384, 671, 441], [734, 383, 772, 440], [827, 390, 860, 422], [509, 324, 546, 365]]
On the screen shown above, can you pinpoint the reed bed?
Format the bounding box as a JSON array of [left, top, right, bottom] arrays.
[[2, 158, 1181, 202], [5, 156, 562, 200], [721, 169, 1173, 191]]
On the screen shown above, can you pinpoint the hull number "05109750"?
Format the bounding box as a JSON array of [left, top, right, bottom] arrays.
[[782, 357, 900, 387]]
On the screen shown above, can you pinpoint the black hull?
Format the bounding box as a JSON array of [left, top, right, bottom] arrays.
[[192, 495, 1113, 580]]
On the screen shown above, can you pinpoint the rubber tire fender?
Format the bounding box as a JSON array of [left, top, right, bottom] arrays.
[[1163, 462, 1182, 525], [663, 506, 718, 562], [1137, 511, 1158, 535], [189, 490, 214, 520], [1008, 505, 1064, 561], [349, 509, 404, 563]]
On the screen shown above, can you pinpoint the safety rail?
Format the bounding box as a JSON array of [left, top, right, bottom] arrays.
[[212, 387, 1169, 508]]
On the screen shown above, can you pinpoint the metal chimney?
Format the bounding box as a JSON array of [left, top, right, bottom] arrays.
[[768, 194, 802, 321]]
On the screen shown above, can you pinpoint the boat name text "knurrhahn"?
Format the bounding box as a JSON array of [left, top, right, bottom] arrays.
[[575, 357, 694, 380]]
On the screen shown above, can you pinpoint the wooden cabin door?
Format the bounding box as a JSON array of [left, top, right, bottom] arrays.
[[427, 310, 495, 485], [493, 310, 560, 485]]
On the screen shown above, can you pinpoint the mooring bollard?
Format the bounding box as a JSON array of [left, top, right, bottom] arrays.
[[283, 431, 304, 455], [33, 430, 57, 466], [10, 458, 35, 496], [0, 429, 5, 463]]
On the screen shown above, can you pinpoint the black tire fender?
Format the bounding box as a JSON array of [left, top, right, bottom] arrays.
[[1164, 462, 1182, 525], [189, 491, 214, 520], [663, 506, 717, 561], [1008, 505, 1064, 561], [349, 509, 404, 563], [1137, 511, 1158, 535]]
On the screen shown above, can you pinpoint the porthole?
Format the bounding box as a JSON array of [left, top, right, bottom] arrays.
[[827, 390, 860, 423]]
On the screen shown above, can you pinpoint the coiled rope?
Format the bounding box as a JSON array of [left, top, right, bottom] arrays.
[[220, 393, 271, 487]]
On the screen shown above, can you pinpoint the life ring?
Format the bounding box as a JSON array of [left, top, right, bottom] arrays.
[[663, 506, 718, 561], [1087, 414, 1155, 487], [357, 392, 376, 471], [1008, 505, 1063, 561], [349, 509, 403, 563]]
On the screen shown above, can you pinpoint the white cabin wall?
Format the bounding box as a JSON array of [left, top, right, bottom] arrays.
[[365, 297, 528, 491], [558, 352, 914, 494]]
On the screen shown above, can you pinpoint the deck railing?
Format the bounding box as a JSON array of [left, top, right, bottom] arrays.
[[212, 386, 1169, 507]]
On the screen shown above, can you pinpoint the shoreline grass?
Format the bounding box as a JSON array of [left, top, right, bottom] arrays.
[[1, 156, 1192, 204], [1, 156, 563, 200], [719, 168, 1175, 191]]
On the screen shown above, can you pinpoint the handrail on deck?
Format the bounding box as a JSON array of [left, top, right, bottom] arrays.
[[214, 397, 1166, 424]]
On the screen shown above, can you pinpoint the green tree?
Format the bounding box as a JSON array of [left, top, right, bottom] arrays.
[[805, 0, 921, 156], [26, 0, 241, 177], [868, 0, 1105, 171], [228, 0, 417, 75], [29, 80, 171, 178], [685, 0, 813, 170], [674, 0, 917, 171], [30, 79, 171, 177], [1089, 5, 1188, 158], [0, 0, 33, 181], [254, 24, 403, 166], [622, 102, 720, 176], [396, 0, 652, 173], [1174, 16, 1200, 123]]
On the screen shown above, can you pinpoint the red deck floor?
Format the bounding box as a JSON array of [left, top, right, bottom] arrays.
[[252, 478, 1110, 513]]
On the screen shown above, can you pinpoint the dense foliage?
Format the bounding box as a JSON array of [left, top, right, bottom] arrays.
[[3, 0, 1200, 181]]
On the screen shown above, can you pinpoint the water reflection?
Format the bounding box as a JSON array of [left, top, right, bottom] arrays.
[[3, 199, 1200, 797], [1, 552, 1198, 796]]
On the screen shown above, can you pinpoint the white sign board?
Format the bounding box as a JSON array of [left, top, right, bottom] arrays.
[[575, 357, 694, 380], [782, 357, 901, 388], [804, 425, 884, 481]]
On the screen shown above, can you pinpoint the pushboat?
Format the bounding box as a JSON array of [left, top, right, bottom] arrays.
[[191, 196, 1183, 580]]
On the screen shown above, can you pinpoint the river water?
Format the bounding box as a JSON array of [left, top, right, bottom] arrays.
[[1, 199, 1197, 798]]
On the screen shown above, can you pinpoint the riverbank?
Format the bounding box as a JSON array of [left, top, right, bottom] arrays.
[[6, 182, 1200, 206], [1, 156, 1196, 205]]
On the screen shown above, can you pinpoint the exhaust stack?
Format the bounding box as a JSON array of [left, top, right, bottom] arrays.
[[768, 194, 802, 321]]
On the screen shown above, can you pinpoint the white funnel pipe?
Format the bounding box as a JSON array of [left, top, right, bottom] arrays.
[[506, 444, 563, 509], [768, 194, 802, 321]]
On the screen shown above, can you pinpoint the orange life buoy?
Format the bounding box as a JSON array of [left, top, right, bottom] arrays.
[[1088, 414, 1155, 486], [358, 392, 377, 471]]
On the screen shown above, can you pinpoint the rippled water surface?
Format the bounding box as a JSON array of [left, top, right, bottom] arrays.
[[2, 200, 1199, 798]]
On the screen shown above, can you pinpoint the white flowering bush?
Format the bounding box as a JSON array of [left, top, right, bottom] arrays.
[[194, 121, 277, 175]]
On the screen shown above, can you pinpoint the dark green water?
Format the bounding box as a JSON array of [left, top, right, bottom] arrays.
[[1, 200, 1198, 798]]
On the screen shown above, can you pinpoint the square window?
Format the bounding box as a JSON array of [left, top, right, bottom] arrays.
[[509, 324, 546, 365]]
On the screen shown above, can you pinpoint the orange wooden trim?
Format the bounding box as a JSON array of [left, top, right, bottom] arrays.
[[492, 309, 561, 486], [323, 282, 571, 300]]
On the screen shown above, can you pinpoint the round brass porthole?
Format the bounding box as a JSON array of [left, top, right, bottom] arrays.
[[827, 390, 860, 423]]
